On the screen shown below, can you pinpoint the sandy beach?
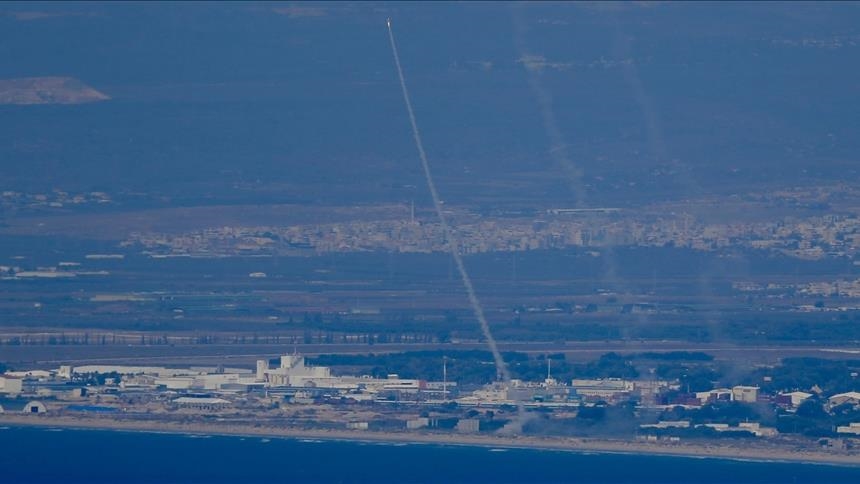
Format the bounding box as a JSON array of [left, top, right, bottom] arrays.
[[1, 414, 858, 467]]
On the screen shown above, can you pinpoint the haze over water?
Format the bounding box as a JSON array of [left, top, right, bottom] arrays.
[[2, 2, 858, 206]]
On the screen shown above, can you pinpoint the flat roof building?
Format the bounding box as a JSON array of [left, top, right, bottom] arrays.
[[172, 397, 230, 411], [829, 391, 860, 407], [732, 386, 759, 403], [0, 376, 23, 395]]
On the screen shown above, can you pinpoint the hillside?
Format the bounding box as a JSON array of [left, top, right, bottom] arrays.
[[0, 76, 109, 105]]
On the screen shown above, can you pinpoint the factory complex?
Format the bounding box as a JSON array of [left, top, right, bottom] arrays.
[[0, 353, 680, 415], [5, 353, 858, 446], [3, 354, 812, 412]]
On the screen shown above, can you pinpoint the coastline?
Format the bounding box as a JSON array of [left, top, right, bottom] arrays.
[[2, 415, 858, 467]]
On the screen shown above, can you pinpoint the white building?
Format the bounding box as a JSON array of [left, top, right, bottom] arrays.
[[456, 418, 480, 433], [23, 401, 48, 414], [256, 360, 268, 381], [640, 420, 690, 429], [5, 370, 52, 380], [257, 355, 425, 394], [696, 388, 732, 405], [731, 386, 759, 403], [58, 366, 73, 379], [261, 355, 332, 387], [737, 422, 778, 437], [71, 365, 207, 378], [701, 422, 776, 437], [829, 391, 860, 407], [779, 391, 813, 407], [571, 379, 633, 400], [407, 417, 430, 430], [458, 383, 509, 406], [836, 422, 860, 436], [0, 376, 23, 395], [172, 397, 230, 410], [155, 373, 258, 392]]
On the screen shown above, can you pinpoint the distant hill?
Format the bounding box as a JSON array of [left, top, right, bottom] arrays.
[[0, 77, 109, 105]]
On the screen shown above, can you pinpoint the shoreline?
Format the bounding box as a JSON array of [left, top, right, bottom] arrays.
[[2, 415, 859, 467]]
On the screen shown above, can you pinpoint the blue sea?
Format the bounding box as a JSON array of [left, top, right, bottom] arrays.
[[0, 426, 858, 483]]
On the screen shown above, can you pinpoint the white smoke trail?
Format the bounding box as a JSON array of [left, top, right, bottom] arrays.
[[511, 6, 644, 334], [609, 20, 729, 337], [386, 19, 514, 386], [611, 24, 672, 186], [511, 12, 585, 208]]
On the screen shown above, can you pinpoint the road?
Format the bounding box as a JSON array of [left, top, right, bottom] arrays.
[[4, 340, 859, 369]]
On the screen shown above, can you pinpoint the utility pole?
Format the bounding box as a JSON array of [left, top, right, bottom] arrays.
[[442, 356, 448, 401]]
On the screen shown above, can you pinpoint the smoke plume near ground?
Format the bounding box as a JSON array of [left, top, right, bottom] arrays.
[[510, 6, 640, 329]]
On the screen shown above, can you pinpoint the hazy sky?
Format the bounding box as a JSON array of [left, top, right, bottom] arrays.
[[1, 2, 858, 204]]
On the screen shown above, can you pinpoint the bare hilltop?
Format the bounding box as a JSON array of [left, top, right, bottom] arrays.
[[0, 76, 109, 105]]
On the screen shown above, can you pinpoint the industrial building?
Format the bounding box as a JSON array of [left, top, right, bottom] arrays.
[[640, 420, 691, 430], [731, 386, 760, 403], [458, 378, 579, 407], [829, 391, 860, 407], [455, 418, 480, 433], [67, 365, 251, 379], [172, 397, 231, 410], [776, 391, 813, 408], [255, 355, 428, 396], [700, 422, 777, 437], [0, 400, 49, 414], [258, 355, 333, 387], [571, 378, 633, 401], [407, 417, 430, 429], [27, 401, 48, 413], [695, 388, 733, 405], [836, 422, 860, 436], [346, 421, 369, 430], [0, 376, 23, 395], [154, 373, 260, 392]]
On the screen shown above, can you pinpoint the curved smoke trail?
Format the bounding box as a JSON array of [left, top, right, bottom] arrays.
[[386, 20, 515, 388]]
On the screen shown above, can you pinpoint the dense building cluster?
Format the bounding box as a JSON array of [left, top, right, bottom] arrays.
[[2, 354, 859, 442], [125, 206, 860, 261]]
